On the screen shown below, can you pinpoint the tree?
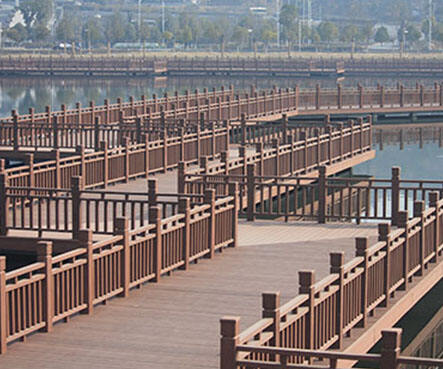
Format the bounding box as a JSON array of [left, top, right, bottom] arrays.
[[19, 0, 52, 33], [5, 24, 28, 44], [82, 17, 104, 48], [56, 13, 80, 44], [317, 22, 339, 44], [103, 12, 126, 45], [231, 26, 249, 49], [340, 24, 359, 43], [374, 26, 390, 44]]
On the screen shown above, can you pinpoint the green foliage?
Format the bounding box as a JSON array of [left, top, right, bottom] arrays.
[[56, 13, 80, 43], [317, 22, 339, 43], [5, 24, 28, 44], [19, 0, 52, 32], [374, 26, 390, 44]]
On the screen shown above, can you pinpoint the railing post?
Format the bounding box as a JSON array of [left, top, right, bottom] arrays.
[[179, 198, 190, 270], [124, 136, 130, 182], [52, 149, 60, 189], [380, 329, 402, 369], [229, 183, 239, 247], [100, 141, 108, 188], [241, 113, 246, 146], [413, 200, 425, 276], [0, 173, 8, 236], [71, 176, 83, 239], [94, 116, 100, 150], [429, 192, 440, 263], [282, 114, 288, 144], [52, 115, 59, 149], [247, 164, 255, 221], [144, 133, 150, 178], [205, 189, 216, 258], [262, 292, 281, 348], [115, 218, 130, 297], [220, 317, 239, 369], [37, 241, 53, 333], [315, 84, 321, 109], [148, 178, 158, 207], [337, 84, 342, 109], [330, 252, 344, 348], [12, 112, 19, 151], [136, 117, 142, 144], [356, 237, 369, 327], [0, 257, 7, 353], [299, 270, 315, 363], [149, 206, 162, 282], [178, 161, 187, 194], [79, 229, 94, 315], [318, 166, 327, 224], [76, 145, 85, 178], [398, 211, 410, 290], [391, 167, 401, 226], [379, 223, 391, 307], [26, 153, 35, 189]]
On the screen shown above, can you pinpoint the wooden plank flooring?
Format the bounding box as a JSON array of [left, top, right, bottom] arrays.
[[1, 219, 377, 369]]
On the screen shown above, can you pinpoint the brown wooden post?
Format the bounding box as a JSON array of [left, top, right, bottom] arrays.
[[37, 241, 53, 333], [90, 100, 95, 125], [379, 223, 391, 307], [281, 114, 288, 144], [358, 83, 364, 108], [299, 270, 315, 363], [178, 162, 186, 194], [144, 133, 150, 177], [79, 229, 94, 315], [104, 99, 110, 124], [318, 166, 327, 224], [136, 117, 142, 144], [76, 102, 82, 125], [179, 198, 190, 270], [53, 149, 60, 189], [349, 120, 355, 158], [380, 85, 385, 107], [0, 173, 8, 236], [45, 105, 51, 124], [400, 85, 404, 107], [327, 126, 333, 165], [0, 256, 7, 353], [52, 115, 59, 149], [398, 211, 409, 290], [12, 111, 19, 151], [205, 189, 216, 259], [229, 182, 239, 248], [150, 206, 162, 282], [29, 107, 35, 123], [148, 178, 158, 207], [241, 113, 246, 146], [391, 167, 401, 226], [272, 138, 280, 176], [26, 153, 35, 189], [414, 200, 425, 276], [330, 252, 344, 348], [220, 317, 239, 369], [356, 237, 369, 327], [429, 192, 440, 263], [247, 164, 255, 221], [380, 329, 402, 369], [76, 145, 85, 178], [124, 137, 130, 182], [100, 141, 108, 188], [262, 292, 281, 348], [115, 218, 130, 297], [71, 176, 83, 239]]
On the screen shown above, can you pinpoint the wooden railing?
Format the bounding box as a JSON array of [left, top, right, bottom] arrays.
[[2, 55, 443, 76], [0, 185, 239, 353], [220, 194, 443, 369], [2, 84, 442, 127], [182, 121, 373, 195], [0, 123, 228, 190], [225, 329, 443, 369], [0, 177, 239, 238], [183, 166, 443, 224]]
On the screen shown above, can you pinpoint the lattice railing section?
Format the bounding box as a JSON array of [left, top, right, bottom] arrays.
[[184, 166, 443, 224], [220, 195, 443, 369], [2, 84, 442, 127], [0, 181, 239, 353]]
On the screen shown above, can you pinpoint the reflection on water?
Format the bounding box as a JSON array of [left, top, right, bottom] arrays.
[[354, 138, 443, 181], [0, 75, 440, 117]]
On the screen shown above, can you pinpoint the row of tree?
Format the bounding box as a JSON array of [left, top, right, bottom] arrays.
[[3, 0, 443, 50]]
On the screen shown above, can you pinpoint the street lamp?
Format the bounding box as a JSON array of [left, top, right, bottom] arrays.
[[401, 29, 408, 58]]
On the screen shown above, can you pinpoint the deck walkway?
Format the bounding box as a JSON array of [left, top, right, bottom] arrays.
[[1, 219, 378, 369], [0, 168, 382, 368]]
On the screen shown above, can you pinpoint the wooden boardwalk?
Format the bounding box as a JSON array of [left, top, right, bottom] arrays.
[[0, 219, 378, 369]]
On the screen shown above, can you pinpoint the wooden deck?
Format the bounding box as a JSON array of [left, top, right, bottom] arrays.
[[0, 219, 378, 369]]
